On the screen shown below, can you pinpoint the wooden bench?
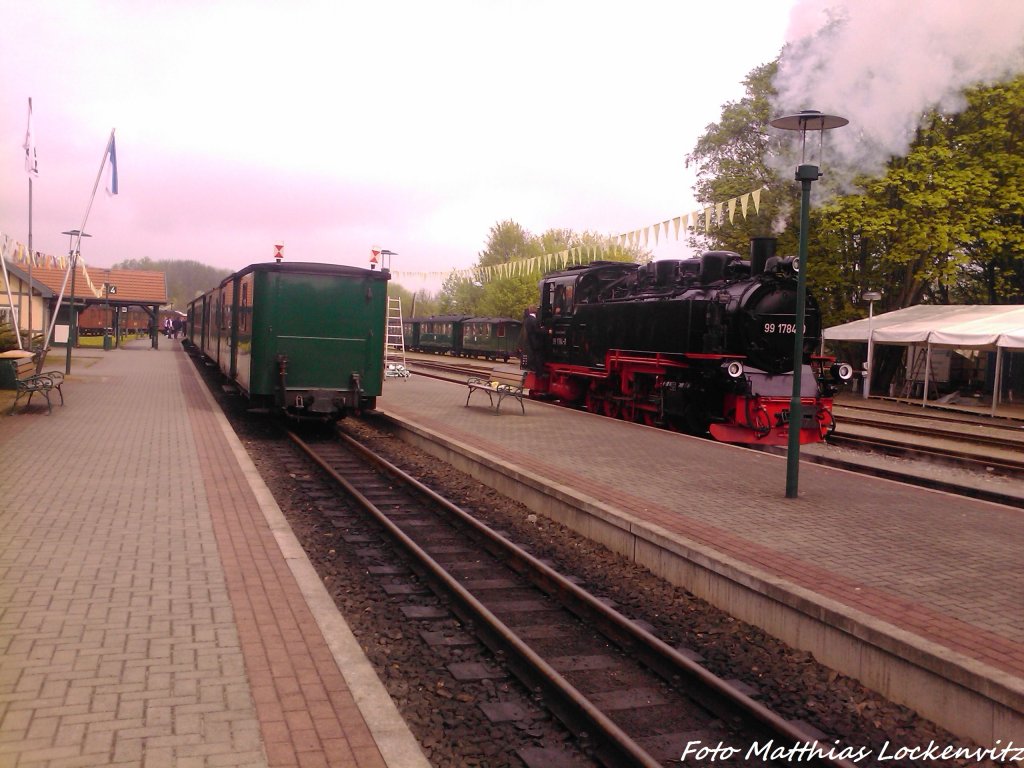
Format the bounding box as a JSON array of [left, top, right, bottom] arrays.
[[465, 364, 528, 414], [7, 355, 64, 415]]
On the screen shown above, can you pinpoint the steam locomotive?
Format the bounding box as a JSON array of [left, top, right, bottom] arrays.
[[522, 238, 852, 445]]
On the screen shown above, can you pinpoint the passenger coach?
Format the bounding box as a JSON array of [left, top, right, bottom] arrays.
[[187, 261, 389, 420], [403, 315, 522, 361]]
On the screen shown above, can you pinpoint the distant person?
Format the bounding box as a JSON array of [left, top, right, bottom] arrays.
[[172, 318, 182, 339], [164, 318, 173, 338]]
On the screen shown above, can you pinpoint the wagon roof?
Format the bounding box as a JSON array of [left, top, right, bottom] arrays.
[[411, 314, 472, 322], [230, 261, 390, 283]]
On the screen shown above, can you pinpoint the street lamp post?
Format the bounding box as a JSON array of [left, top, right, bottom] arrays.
[[769, 110, 848, 499], [862, 291, 882, 399], [61, 229, 91, 374]]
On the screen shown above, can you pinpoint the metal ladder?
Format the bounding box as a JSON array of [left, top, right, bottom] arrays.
[[898, 346, 937, 401], [384, 296, 409, 378]]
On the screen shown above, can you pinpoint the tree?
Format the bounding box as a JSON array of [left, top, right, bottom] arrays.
[[686, 62, 798, 255], [808, 75, 1024, 319], [388, 283, 440, 320], [438, 221, 650, 319]]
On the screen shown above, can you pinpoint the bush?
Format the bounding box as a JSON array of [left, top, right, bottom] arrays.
[[0, 319, 23, 353]]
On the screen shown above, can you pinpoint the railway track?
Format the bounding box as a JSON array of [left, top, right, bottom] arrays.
[[287, 427, 860, 768]]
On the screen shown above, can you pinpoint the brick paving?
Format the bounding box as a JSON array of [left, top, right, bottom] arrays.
[[379, 374, 1024, 683], [0, 343, 425, 768]]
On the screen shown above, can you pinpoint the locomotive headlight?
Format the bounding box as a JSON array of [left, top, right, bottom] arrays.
[[725, 360, 744, 379], [833, 362, 854, 381]]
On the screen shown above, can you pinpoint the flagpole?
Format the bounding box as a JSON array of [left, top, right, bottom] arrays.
[[27, 177, 33, 349], [43, 129, 116, 355], [73, 129, 116, 252], [24, 97, 37, 352]]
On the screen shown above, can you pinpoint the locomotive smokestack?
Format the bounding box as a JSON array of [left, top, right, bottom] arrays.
[[749, 237, 776, 277]]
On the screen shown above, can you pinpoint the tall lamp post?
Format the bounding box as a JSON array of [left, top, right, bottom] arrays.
[[769, 110, 848, 499], [862, 291, 881, 399], [61, 229, 91, 374]]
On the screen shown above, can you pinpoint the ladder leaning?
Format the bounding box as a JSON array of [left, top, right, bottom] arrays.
[[384, 296, 410, 378], [898, 345, 938, 402]]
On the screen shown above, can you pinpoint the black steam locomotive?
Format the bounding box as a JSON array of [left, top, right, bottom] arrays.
[[522, 238, 851, 444]]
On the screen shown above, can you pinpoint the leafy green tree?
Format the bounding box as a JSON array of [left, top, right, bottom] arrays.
[[691, 59, 1024, 333], [437, 272, 484, 315], [389, 283, 440, 319], [809, 75, 1024, 318], [686, 62, 797, 255], [439, 221, 649, 319]]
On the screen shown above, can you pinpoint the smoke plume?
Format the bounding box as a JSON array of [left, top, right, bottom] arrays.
[[773, 0, 1024, 183]]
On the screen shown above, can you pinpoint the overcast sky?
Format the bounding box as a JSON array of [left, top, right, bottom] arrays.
[[3, 1, 810, 290]]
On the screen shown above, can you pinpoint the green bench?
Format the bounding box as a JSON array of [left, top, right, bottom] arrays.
[[5, 353, 64, 415]]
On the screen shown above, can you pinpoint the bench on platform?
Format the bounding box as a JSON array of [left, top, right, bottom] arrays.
[[8, 354, 64, 415], [465, 364, 528, 414]]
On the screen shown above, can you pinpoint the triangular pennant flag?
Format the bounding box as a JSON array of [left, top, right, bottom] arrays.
[[728, 197, 737, 223], [752, 187, 762, 213], [715, 202, 724, 227], [704, 207, 712, 233], [673, 217, 681, 239], [643, 227, 650, 247], [741, 194, 750, 218]]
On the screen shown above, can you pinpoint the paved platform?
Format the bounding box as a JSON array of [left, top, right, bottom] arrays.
[[0, 343, 429, 768], [378, 372, 1024, 749]]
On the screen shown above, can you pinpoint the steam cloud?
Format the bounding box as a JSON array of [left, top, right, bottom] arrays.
[[773, 0, 1024, 183]]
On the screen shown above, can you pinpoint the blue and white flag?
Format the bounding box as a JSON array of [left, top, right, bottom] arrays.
[[105, 133, 118, 195], [23, 98, 38, 178]]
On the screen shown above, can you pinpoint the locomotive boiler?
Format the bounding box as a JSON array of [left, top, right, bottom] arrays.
[[522, 238, 851, 444]]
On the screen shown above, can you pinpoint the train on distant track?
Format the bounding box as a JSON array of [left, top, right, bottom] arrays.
[[185, 261, 390, 421], [403, 316, 522, 361], [522, 238, 852, 445]]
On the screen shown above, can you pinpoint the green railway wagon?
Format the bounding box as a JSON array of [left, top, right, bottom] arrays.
[[207, 261, 389, 420], [461, 317, 522, 361], [416, 315, 469, 355]]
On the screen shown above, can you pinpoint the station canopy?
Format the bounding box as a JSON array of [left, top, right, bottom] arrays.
[[824, 305, 1024, 351]]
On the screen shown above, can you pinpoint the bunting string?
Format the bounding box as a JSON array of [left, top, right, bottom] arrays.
[[6, 185, 769, 292], [1, 231, 105, 298]]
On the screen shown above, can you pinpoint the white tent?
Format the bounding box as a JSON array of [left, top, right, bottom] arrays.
[[824, 305, 1024, 413]]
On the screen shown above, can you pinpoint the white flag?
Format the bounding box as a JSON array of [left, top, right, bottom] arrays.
[[105, 133, 119, 195], [24, 98, 38, 178]]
